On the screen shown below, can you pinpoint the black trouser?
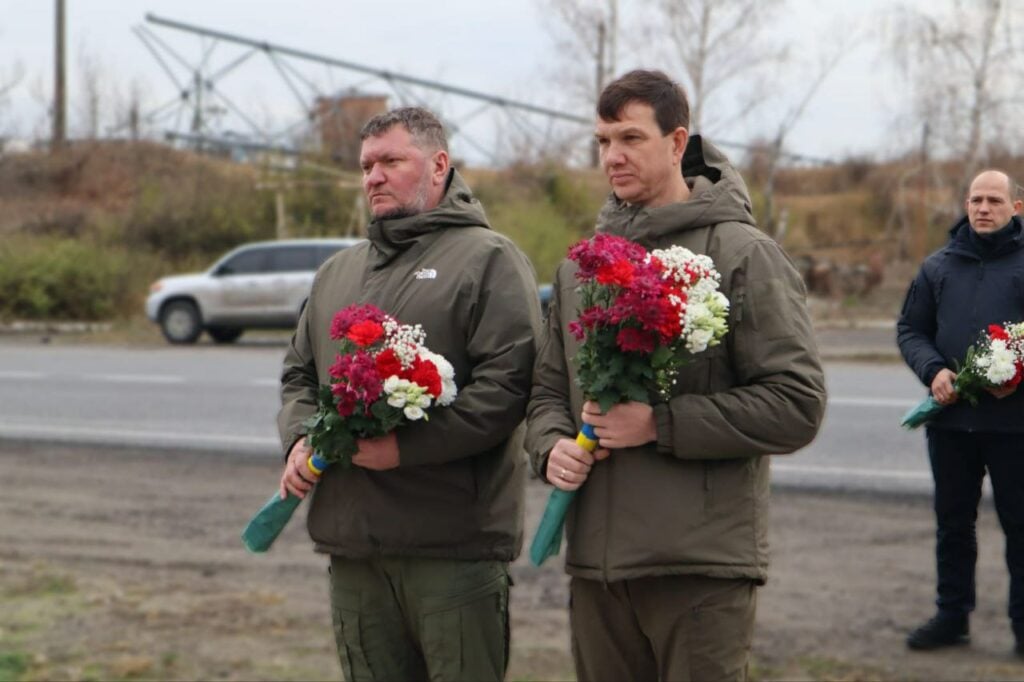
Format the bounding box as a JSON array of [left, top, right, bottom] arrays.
[[927, 428, 1024, 624]]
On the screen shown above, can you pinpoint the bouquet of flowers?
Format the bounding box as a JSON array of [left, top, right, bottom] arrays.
[[529, 234, 730, 566], [901, 322, 1024, 429], [242, 303, 457, 552]]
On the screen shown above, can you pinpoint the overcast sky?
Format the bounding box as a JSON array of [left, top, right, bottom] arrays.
[[1, 0, 910, 166]]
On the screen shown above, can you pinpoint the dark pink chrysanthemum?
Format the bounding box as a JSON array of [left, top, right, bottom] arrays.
[[330, 303, 389, 341]]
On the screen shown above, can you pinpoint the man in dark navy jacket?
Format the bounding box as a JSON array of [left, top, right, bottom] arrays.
[[898, 169, 1024, 654]]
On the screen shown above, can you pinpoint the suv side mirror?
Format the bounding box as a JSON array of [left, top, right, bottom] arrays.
[[214, 264, 233, 277]]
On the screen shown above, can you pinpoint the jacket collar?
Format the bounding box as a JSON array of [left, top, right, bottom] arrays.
[[366, 169, 488, 268], [946, 215, 1024, 261], [595, 135, 755, 246]]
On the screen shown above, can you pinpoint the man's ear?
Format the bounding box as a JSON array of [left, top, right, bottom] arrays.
[[1013, 199, 1023, 216], [432, 150, 450, 185], [671, 127, 689, 164]]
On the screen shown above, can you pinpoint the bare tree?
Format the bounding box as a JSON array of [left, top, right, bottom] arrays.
[[758, 32, 857, 239], [75, 43, 105, 139], [0, 63, 22, 103], [539, 0, 620, 110], [890, 0, 1024, 192], [648, 0, 788, 134], [0, 25, 25, 143], [536, 0, 625, 166]]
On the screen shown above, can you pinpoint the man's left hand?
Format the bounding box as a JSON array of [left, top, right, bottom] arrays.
[[352, 433, 400, 470], [988, 384, 1018, 399], [581, 400, 657, 449]]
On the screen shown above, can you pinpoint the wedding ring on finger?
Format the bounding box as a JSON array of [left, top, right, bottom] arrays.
[[560, 467, 568, 479]]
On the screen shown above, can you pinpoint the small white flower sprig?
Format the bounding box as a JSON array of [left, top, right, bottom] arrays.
[[650, 246, 730, 355], [382, 318, 426, 368]]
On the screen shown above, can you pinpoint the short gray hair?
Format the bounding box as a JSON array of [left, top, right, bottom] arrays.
[[359, 107, 448, 153]]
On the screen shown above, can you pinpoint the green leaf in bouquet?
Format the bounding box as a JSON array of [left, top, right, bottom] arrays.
[[310, 426, 356, 466], [624, 383, 649, 404], [651, 345, 673, 369], [608, 353, 625, 374], [588, 370, 612, 392], [596, 390, 619, 414]]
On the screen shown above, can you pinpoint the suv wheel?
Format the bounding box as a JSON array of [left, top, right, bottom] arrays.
[[160, 300, 202, 344], [207, 326, 243, 344]]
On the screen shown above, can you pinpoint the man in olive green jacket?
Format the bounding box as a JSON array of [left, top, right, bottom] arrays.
[[278, 107, 541, 682], [526, 70, 826, 681]]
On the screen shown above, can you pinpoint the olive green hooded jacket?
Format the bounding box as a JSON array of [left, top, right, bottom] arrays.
[[525, 137, 826, 583], [279, 170, 541, 560]]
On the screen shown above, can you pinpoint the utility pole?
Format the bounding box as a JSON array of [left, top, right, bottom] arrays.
[[591, 20, 606, 168], [190, 70, 204, 149], [52, 0, 66, 152]]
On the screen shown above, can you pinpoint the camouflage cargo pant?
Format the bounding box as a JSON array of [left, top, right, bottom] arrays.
[[329, 555, 510, 682]]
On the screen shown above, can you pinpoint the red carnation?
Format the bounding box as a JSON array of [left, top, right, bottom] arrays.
[[375, 348, 403, 378], [409, 356, 443, 397], [596, 260, 635, 287], [330, 303, 388, 340], [347, 320, 385, 347], [1009, 361, 1024, 388], [989, 324, 1010, 341]]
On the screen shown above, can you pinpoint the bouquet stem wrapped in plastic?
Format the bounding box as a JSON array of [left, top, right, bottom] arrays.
[[242, 452, 330, 552], [529, 424, 598, 565]]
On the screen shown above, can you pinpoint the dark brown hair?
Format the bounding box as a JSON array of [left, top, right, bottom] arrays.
[[597, 69, 690, 135]]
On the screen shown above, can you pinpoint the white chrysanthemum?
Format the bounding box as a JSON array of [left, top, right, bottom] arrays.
[[984, 344, 1018, 385], [420, 350, 458, 406]]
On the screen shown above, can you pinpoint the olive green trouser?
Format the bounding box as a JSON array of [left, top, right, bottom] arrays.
[[329, 555, 510, 682], [570, 574, 756, 682]]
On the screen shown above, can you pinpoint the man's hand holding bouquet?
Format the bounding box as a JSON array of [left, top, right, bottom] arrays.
[[901, 322, 1024, 428], [242, 303, 457, 552], [529, 234, 729, 566]]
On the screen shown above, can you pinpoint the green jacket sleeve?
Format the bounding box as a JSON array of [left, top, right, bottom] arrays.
[[653, 238, 827, 459], [276, 274, 321, 458], [524, 264, 578, 482], [397, 242, 542, 467]]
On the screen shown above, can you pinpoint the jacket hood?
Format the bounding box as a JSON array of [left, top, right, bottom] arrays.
[[367, 169, 490, 266], [596, 135, 756, 245]]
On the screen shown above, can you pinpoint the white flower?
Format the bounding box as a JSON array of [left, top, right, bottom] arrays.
[[387, 394, 407, 408], [403, 405, 425, 420], [686, 327, 715, 354], [383, 376, 401, 392], [984, 344, 1018, 385], [420, 350, 458, 406]]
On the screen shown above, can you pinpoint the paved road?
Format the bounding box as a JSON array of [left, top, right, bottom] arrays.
[[0, 339, 940, 494]]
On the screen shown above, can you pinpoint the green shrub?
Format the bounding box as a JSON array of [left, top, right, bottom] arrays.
[[0, 237, 139, 320]]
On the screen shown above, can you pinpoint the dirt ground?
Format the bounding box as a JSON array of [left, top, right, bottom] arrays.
[[3, 441, 1024, 682]]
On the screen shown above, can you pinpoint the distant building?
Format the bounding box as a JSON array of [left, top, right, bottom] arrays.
[[314, 90, 388, 168]]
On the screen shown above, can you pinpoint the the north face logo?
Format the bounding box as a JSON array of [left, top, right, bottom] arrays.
[[414, 268, 438, 280]]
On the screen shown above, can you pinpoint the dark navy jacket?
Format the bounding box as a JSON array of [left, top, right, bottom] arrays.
[[897, 215, 1024, 432]]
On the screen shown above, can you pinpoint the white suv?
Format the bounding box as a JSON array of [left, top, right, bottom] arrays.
[[146, 238, 362, 344]]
